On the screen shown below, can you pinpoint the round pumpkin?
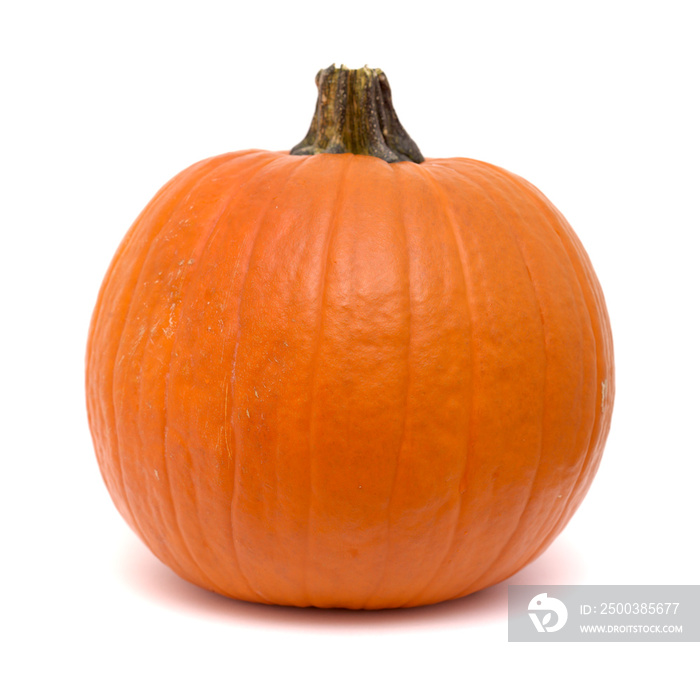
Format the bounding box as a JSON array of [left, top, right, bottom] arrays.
[[86, 65, 614, 609]]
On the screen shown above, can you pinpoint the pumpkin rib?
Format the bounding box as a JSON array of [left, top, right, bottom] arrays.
[[516, 185, 609, 471], [229, 154, 314, 604], [471, 164, 600, 580], [105, 155, 238, 573], [186, 152, 292, 601], [159, 196, 235, 597], [199, 152, 300, 602], [225, 153, 351, 606], [511, 179, 599, 567], [432, 162, 547, 600], [124, 154, 266, 580], [499, 174, 606, 570], [303, 155, 355, 607], [496, 167, 590, 585], [87, 154, 230, 540], [535, 281, 609, 554], [397, 162, 475, 607], [118, 154, 260, 587], [159, 152, 284, 598], [498, 169, 600, 518], [359, 162, 413, 609], [465, 162, 599, 512], [500, 180, 587, 569], [547, 199, 614, 449], [169, 150, 304, 603], [469, 164, 593, 590], [404, 160, 588, 605], [450, 164, 549, 593]]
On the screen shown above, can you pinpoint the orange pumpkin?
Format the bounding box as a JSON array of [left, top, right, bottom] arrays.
[[86, 65, 614, 608]]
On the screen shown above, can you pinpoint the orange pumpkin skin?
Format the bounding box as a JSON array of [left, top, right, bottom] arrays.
[[86, 149, 614, 609]]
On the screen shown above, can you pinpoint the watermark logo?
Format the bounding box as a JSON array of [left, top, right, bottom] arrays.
[[528, 593, 568, 633], [509, 585, 698, 642]]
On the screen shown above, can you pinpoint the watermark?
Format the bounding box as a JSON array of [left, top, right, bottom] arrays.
[[508, 585, 699, 642]]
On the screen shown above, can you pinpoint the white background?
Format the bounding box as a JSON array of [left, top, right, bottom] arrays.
[[2, 1, 698, 697]]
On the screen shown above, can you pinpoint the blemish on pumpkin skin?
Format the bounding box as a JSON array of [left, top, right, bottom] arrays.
[[224, 383, 233, 460], [601, 379, 608, 413], [154, 469, 160, 481]]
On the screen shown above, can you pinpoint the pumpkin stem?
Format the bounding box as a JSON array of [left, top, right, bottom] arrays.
[[290, 64, 424, 163]]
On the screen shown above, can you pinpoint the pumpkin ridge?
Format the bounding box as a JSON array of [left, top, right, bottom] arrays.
[[544, 198, 614, 394], [544, 319, 609, 538], [87, 154, 230, 531], [465, 164, 600, 581], [499, 173, 606, 570], [478, 164, 598, 555], [397, 163, 475, 606], [160, 152, 285, 598], [302, 156, 355, 607], [359, 164, 413, 609], [227, 154, 314, 603], [446, 165, 548, 591], [493, 171, 596, 571], [461, 167, 598, 454], [104, 155, 238, 569], [118, 154, 263, 587]]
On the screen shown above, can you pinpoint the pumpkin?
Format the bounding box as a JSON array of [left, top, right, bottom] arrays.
[[86, 65, 614, 609]]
